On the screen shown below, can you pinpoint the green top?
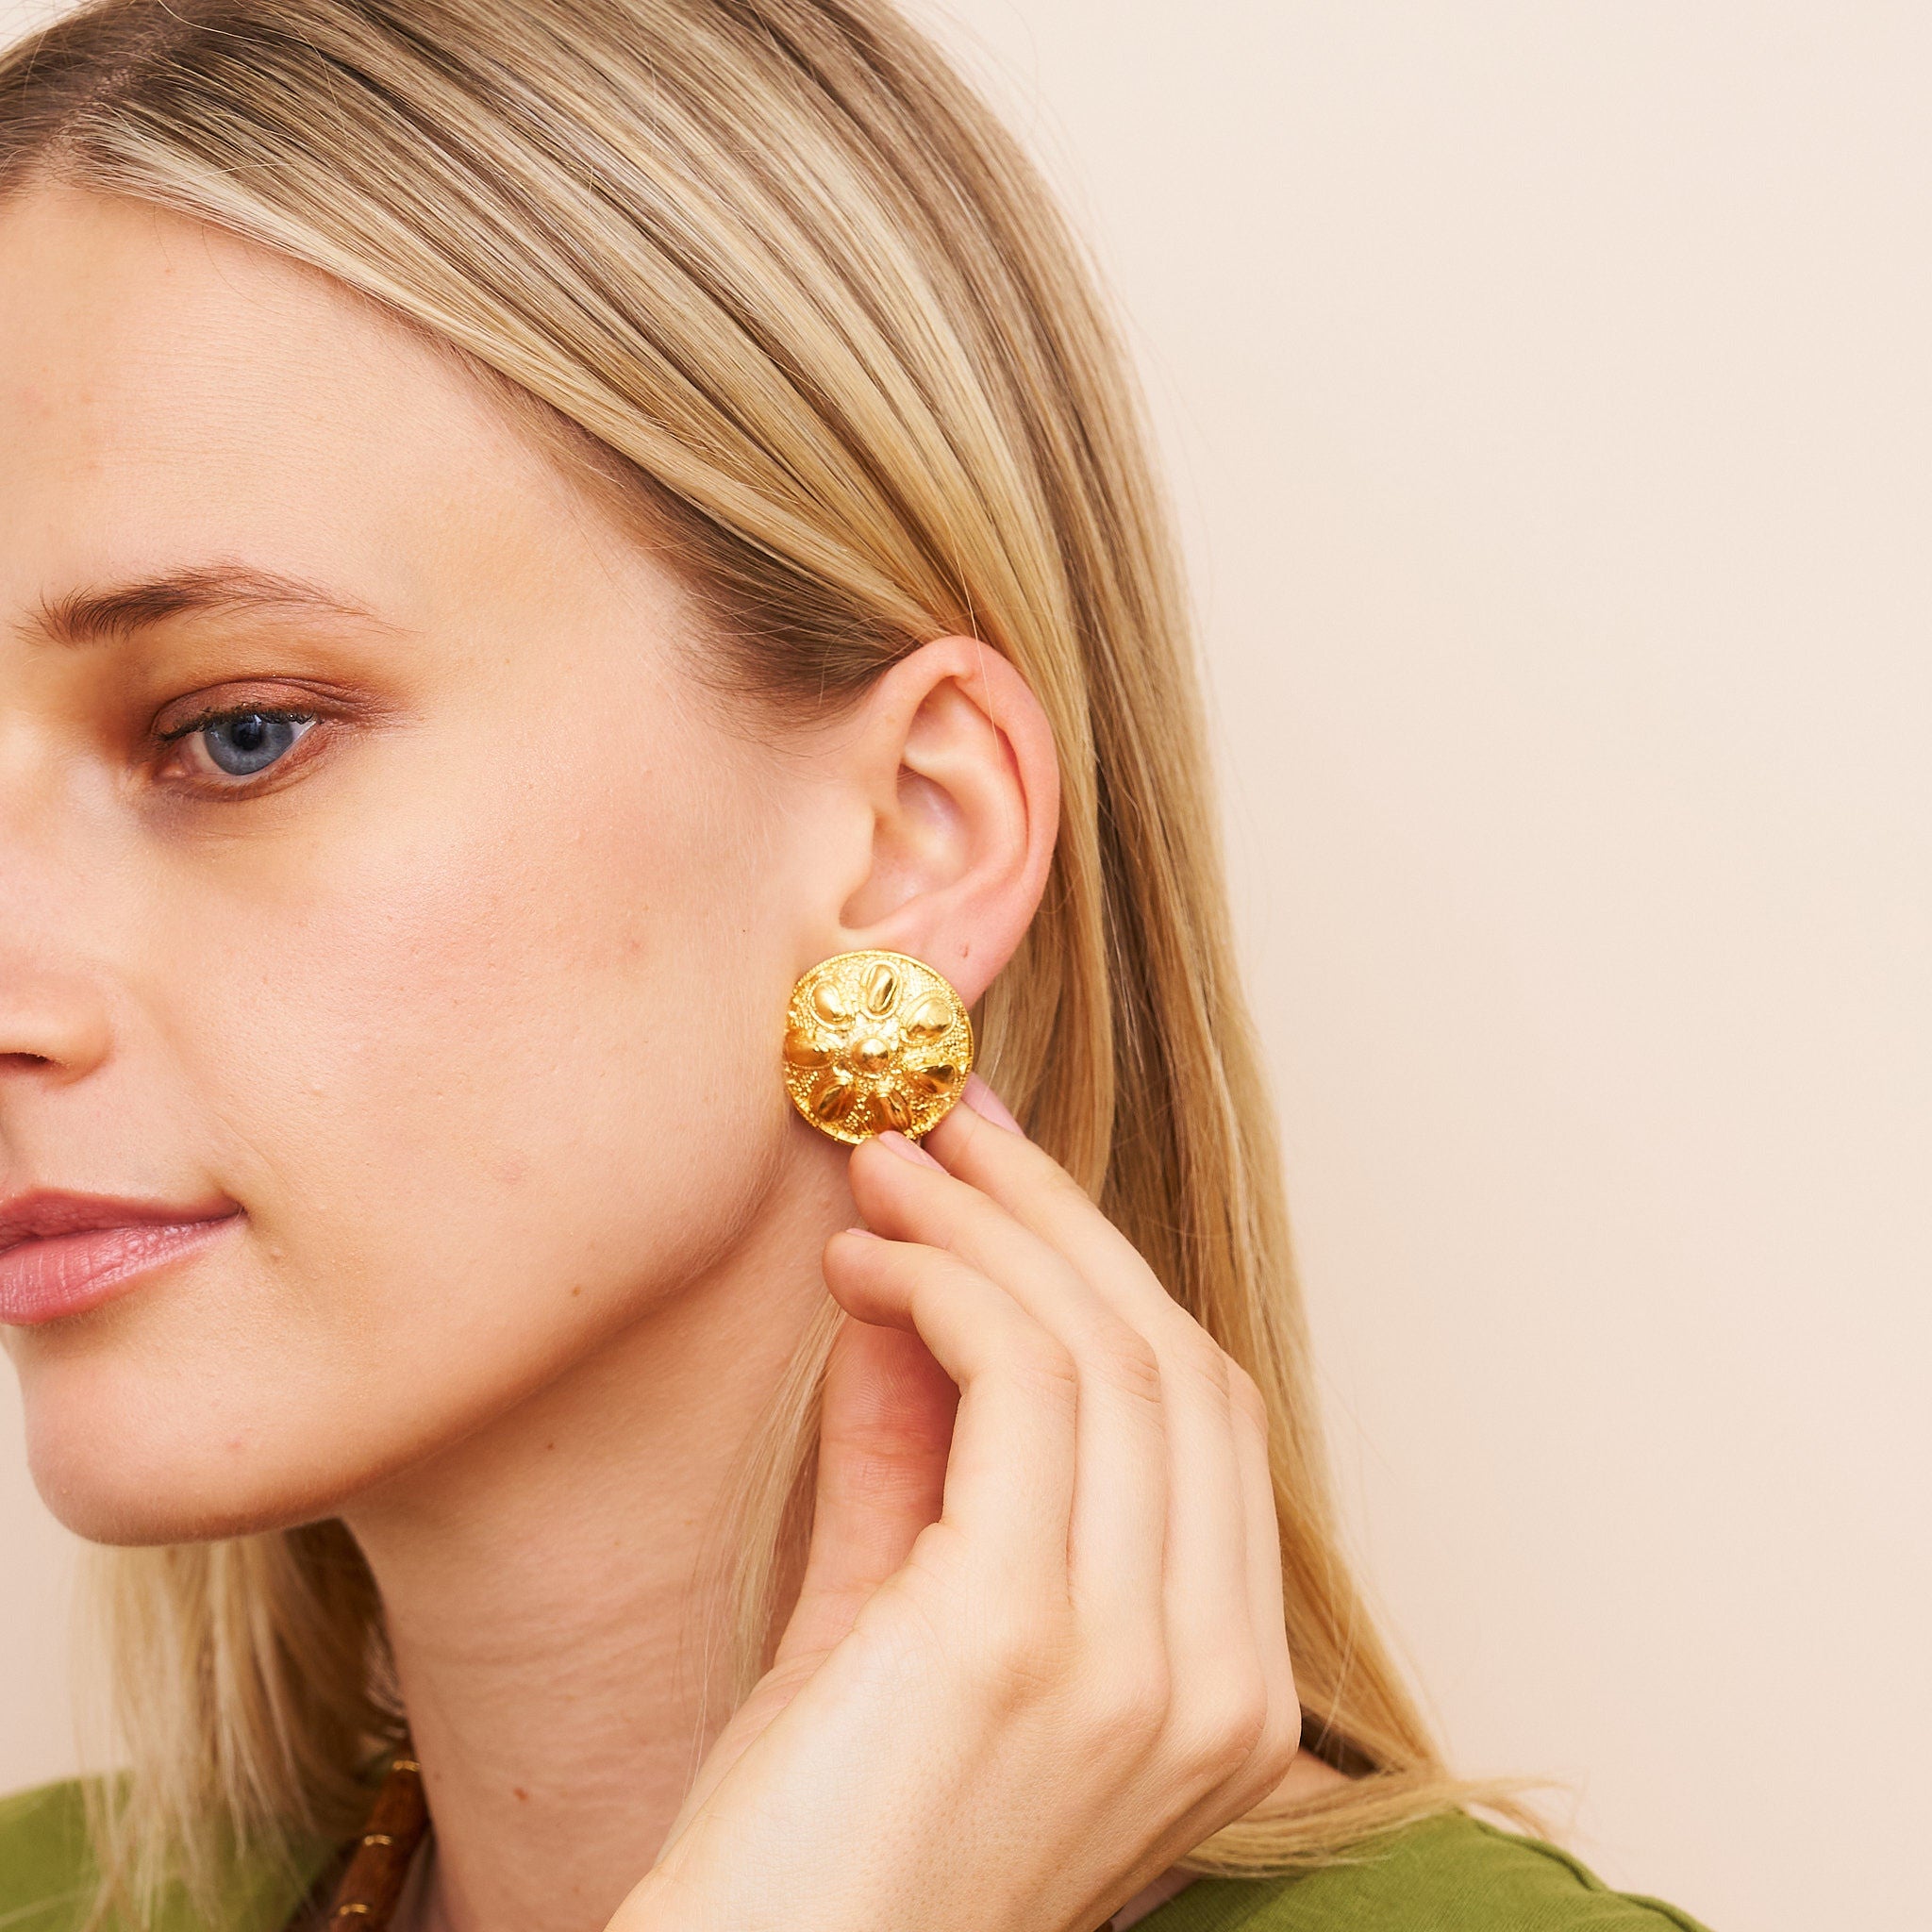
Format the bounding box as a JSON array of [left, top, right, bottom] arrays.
[[0, 1779, 1711, 1932]]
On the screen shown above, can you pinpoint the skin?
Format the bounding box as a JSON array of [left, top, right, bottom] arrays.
[[0, 185, 1342, 1932]]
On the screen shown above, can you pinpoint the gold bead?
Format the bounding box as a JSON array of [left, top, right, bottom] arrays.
[[902, 996, 951, 1043], [861, 960, 899, 1014], [782, 1024, 833, 1070], [808, 1067, 859, 1124], [782, 950, 974, 1144]]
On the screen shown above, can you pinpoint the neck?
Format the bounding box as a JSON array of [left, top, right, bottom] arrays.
[[335, 1150, 1354, 1932], [342, 1164, 838, 1932]]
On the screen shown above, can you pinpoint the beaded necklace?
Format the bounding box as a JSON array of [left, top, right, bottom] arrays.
[[289, 1749, 1123, 1932], [288, 1753, 430, 1932]]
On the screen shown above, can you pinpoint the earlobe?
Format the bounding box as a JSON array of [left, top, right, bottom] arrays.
[[828, 636, 1058, 1005]]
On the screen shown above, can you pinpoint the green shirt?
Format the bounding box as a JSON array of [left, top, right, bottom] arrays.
[[0, 1779, 1711, 1932]]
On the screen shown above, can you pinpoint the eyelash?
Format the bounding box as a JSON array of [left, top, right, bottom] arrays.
[[154, 703, 327, 793]]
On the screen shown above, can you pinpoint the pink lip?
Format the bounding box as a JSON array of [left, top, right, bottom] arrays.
[[0, 1196, 242, 1326]]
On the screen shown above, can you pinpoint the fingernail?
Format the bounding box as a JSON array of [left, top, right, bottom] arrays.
[[841, 1224, 881, 1240], [876, 1129, 946, 1172], [961, 1073, 1024, 1134]]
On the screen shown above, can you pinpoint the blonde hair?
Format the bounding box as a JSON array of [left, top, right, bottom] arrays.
[[1, 0, 1523, 1915]]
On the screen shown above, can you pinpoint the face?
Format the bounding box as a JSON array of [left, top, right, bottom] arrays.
[[0, 186, 843, 1541]]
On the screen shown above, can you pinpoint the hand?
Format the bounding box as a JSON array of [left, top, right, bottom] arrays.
[[607, 1075, 1302, 1932]]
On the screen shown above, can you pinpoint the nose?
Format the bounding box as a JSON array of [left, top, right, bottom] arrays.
[[0, 955, 113, 1081], [0, 748, 116, 1083]]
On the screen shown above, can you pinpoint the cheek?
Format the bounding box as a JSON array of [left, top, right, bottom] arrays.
[[217, 740, 791, 1306], [21, 728, 799, 1540]]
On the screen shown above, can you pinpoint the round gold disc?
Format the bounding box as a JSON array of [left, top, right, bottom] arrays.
[[781, 949, 974, 1144]]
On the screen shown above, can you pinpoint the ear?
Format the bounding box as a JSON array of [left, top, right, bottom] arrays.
[[815, 636, 1058, 1005]]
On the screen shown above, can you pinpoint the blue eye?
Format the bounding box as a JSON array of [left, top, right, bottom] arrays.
[[201, 709, 307, 775], [164, 707, 319, 784]]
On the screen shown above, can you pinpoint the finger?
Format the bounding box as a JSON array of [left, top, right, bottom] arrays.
[[775, 1317, 958, 1667], [1129, 1374, 1297, 1849], [1227, 1363, 1300, 1790], [916, 1101, 1261, 1765], [924, 1091, 1198, 1354], [821, 1229, 1076, 1607], [1143, 1324, 1257, 1783], [848, 1136, 1169, 1636]]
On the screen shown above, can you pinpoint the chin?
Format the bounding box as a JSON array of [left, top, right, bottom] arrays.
[[24, 1412, 354, 1548], [14, 1337, 393, 1548]]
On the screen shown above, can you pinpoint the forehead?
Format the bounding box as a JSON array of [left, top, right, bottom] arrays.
[[0, 184, 579, 617]]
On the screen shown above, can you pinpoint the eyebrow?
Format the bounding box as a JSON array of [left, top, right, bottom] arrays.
[[23, 564, 398, 649]]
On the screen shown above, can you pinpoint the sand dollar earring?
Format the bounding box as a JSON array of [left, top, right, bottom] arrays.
[[782, 949, 974, 1143]]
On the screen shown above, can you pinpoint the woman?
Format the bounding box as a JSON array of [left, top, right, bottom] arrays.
[[0, 3, 1708, 1928]]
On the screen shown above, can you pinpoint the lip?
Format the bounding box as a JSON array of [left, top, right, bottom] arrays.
[[0, 1191, 242, 1326]]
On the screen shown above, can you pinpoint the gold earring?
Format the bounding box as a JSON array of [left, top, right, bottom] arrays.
[[782, 949, 974, 1143]]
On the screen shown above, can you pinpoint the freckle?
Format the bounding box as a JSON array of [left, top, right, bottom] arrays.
[[512, 1787, 528, 1802], [544, 1441, 556, 1451], [571, 1285, 582, 1297]]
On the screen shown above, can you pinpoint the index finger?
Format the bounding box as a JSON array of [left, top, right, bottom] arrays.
[[921, 1078, 1191, 1345]]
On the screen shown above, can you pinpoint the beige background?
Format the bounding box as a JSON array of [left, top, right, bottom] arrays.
[[3, 3, 1928, 1928]]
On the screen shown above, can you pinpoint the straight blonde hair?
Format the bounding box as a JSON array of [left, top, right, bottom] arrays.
[[1, 0, 1525, 1917]]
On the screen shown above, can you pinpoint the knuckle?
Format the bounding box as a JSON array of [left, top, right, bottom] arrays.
[[1230, 1714, 1306, 1814], [1092, 1328, 1164, 1409], [1090, 1646, 1173, 1740], [1011, 1333, 1081, 1405], [1168, 1329, 1232, 1406], [971, 1599, 1074, 1702], [1171, 1664, 1270, 1779], [1254, 1709, 1305, 1788], [1225, 1360, 1270, 1435]]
